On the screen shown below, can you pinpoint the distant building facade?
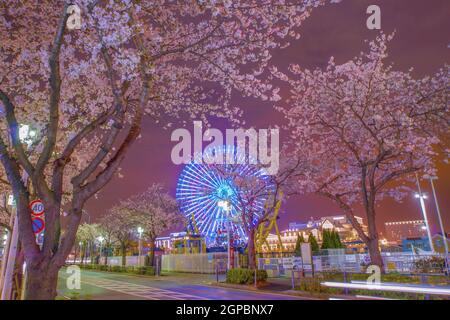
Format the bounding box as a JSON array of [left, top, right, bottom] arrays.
[[385, 220, 427, 243], [155, 231, 205, 254], [432, 233, 450, 253], [155, 236, 172, 252], [402, 237, 431, 253], [262, 215, 368, 253]]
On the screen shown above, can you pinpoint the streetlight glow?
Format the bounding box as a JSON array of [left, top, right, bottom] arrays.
[[414, 174, 434, 252], [18, 124, 30, 142], [217, 200, 231, 212], [137, 227, 144, 267]]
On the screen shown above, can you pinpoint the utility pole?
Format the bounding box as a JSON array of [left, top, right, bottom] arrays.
[[427, 176, 449, 274], [1, 171, 28, 300], [137, 227, 143, 267], [0, 202, 14, 293], [2, 124, 37, 299], [415, 174, 434, 253]]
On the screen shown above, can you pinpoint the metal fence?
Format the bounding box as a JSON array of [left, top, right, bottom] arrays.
[[161, 253, 231, 274], [258, 252, 448, 276]]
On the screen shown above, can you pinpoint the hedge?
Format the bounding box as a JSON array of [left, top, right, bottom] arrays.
[[76, 264, 155, 276], [226, 268, 268, 285], [294, 272, 449, 299]]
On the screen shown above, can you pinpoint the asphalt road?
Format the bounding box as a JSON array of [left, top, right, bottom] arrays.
[[57, 269, 311, 300]]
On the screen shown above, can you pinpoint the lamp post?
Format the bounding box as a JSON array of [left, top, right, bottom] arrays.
[[97, 236, 105, 265], [0, 227, 11, 290], [218, 200, 232, 270], [82, 210, 91, 224], [1, 124, 35, 300], [425, 175, 449, 274], [137, 227, 143, 267], [415, 174, 434, 253]]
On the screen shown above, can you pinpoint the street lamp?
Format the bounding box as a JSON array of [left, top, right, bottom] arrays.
[[425, 175, 449, 274], [414, 174, 434, 253], [137, 227, 144, 267], [218, 200, 232, 270], [18, 124, 36, 147], [82, 210, 91, 224], [7, 195, 14, 207], [414, 192, 434, 252], [97, 236, 105, 264], [78, 241, 83, 264]]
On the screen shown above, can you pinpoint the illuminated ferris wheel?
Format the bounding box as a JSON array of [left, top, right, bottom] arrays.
[[176, 145, 273, 247]]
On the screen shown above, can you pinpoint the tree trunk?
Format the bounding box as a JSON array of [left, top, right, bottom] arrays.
[[367, 237, 383, 270], [81, 247, 85, 264], [90, 241, 95, 264], [148, 239, 155, 267], [24, 263, 59, 300], [247, 228, 256, 269], [121, 243, 126, 266], [365, 200, 384, 271], [73, 245, 78, 264], [104, 244, 109, 265]]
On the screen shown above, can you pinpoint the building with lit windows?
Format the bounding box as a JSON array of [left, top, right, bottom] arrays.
[[155, 236, 172, 252], [384, 220, 427, 244], [262, 215, 368, 253]]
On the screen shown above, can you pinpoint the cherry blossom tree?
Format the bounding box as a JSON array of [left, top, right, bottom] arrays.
[[100, 205, 139, 267], [274, 34, 449, 268], [95, 222, 115, 265], [119, 184, 183, 266], [75, 222, 102, 263], [0, 0, 334, 298]]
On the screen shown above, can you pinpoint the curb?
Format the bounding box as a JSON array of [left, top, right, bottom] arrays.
[[209, 282, 321, 300]]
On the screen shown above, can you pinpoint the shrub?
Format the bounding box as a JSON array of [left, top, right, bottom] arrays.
[[226, 268, 267, 285], [293, 272, 447, 299], [126, 266, 137, 274], [145, 267, 155, 276], [111, 265, 124, 273], [98, 265, 109, 272], [414, 256, 446, 274], [135, 267, 146, 275], [132, 266, 155, 275], [78, 264, 156, 276]]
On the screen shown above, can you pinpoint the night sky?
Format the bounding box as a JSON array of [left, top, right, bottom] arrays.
[[86, 0, 450, 236]]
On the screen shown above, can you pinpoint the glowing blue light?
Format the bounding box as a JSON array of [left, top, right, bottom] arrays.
[[176, 145, 273, 247], [216, 183, 234, 199]]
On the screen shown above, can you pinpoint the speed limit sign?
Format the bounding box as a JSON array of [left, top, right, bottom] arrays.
[[29, 199, 45, 217]]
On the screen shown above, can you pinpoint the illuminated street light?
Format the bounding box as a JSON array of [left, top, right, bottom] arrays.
[[217, 200, 231, 212], [137, 227, 144, 267], [424, 175, 449, 275], [218, 200, 233, 269], [7, 195, 14, 207], [18, 124, 36, 146], [415, 174, 434, 253], [97, 236, 105, 264]]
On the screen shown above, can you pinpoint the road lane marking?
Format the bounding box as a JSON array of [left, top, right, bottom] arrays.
[[72, 275, 207, 300]]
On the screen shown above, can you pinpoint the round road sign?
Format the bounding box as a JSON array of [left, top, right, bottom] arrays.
[[29, 199, 45, 216], [32, 217, 45, 234]]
